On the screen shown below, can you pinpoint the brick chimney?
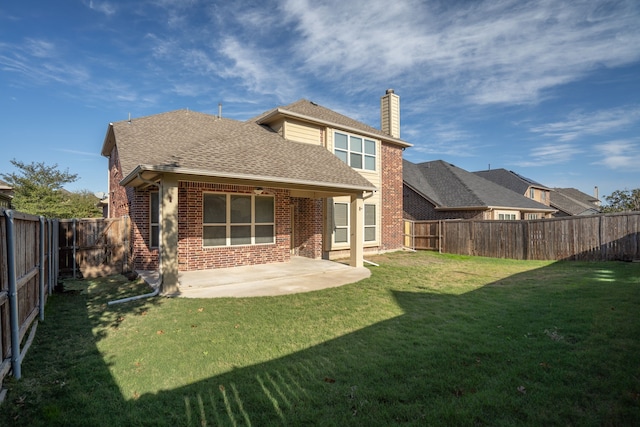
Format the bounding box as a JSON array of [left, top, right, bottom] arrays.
[[380, 89, 400, 138]]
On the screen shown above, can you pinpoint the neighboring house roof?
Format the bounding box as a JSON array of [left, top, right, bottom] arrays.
[[550, 188, 601, 216], [473, 168, 550, 195], [253, 99, 412, 148], [0, 178, 12, 191], [404, 160, 555, 211], [101, 109, 376, 193]]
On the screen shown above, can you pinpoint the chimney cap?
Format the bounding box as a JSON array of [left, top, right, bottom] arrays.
[[386, 88, 395, 94]]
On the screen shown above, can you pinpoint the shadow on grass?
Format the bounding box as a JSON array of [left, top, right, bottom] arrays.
[[2, 259, 640, 426]]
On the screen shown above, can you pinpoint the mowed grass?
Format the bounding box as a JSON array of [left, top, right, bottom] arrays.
[[1, 251, 639, 426]]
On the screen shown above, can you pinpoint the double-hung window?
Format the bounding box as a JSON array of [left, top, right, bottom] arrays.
[[333, 203, 349, 244], [203, 193, 275, 247], [333, 202, 377, 244], [334, 132, 376, 171], [364, 204, 376, 242], [150, 192, 159, 248]]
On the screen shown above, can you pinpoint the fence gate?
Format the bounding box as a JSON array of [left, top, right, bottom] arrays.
[[58, 216, 130, 278]]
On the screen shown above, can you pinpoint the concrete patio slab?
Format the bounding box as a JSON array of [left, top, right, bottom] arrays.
[[137, 257, 371, 298]]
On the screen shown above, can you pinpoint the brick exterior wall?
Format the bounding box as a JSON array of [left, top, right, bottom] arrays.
[[380, 141, 404, 251], [108, 146, 132, 219], [176, 182, 292, 271], [291, 197, 323, 259], [403, 185, 485, 220], [131, 187, 160, 270]]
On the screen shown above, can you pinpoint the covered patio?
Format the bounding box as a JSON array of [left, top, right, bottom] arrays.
[[138, 256, 371, 298]]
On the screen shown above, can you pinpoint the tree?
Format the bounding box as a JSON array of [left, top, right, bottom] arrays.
[[601, 188, 640, 213], [0, 159, 101, 218]]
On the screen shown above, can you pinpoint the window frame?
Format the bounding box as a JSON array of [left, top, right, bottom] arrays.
[[202, 192, 275, 247], [333, 202, 350, 245], [332, 201, 379, 246], [364, 204, 376, 242], [150, 191, 160, 248], [334, 131, 377, 171]]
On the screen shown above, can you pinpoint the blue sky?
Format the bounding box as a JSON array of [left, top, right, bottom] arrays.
[[1, 0, 639, 203]]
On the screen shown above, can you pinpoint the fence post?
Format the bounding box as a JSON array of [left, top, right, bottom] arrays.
[[5, 210, 22, 379], [39, 216, 45, 321], [72, 218, 77, 278], [48, 219, 53, 295]]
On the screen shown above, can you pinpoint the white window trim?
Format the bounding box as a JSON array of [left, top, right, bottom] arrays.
[[332, 201, 379, 247], [203, 192, 275, 247], [334, 131, 377, 171]]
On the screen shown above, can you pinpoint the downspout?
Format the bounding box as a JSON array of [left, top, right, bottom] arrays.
[[108, 172, 162, 305]]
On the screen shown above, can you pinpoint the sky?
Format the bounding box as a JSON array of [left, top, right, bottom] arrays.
[[1, 0, 639, 204]]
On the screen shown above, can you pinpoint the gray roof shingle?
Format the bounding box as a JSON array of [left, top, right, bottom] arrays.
[[107, 109, 375, 191], [473, 168, 549, 195], [404, 160, 554, 210], [550, 188, 600, 215]]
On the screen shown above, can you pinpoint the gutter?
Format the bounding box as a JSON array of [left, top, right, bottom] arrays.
[[108, 172, 162, 305]]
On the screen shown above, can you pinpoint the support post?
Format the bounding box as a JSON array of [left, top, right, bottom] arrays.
[[349, 193, 364, 268], [161, 174, 179, 295]]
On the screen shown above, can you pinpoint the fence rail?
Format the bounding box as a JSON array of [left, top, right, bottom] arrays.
[[404, 212, 640, 261], [0, 209, 58, 403]]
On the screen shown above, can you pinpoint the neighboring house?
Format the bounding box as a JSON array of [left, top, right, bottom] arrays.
[[0, 178, 13, 209], [474, 168, 552, 218], [550, 187, 601, 217], [403, 160, 556, 220], [101, 90, 411, 294]]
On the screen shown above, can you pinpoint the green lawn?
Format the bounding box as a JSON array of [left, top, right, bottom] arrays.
[[1, 251, 639, 426]]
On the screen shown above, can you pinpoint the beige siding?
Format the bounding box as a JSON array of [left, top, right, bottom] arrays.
[[283, 119, 323, 145]]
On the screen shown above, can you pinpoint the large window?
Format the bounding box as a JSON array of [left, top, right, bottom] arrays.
[[150, 192, 159, 248], [334, 132, 376, 171], [203, 193, 275, 247], [333, 202, 377, 245]]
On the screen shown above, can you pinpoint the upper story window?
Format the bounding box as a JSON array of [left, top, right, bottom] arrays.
[[529, 188, 535, 199], [334, 132, 376, 171]]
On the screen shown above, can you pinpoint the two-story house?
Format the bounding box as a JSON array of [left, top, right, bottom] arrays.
[[473, 168, 553, 219], [100, 90, 411, 294]]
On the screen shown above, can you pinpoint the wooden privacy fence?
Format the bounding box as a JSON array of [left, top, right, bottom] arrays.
[[58, 216, 130, 278], [404, 212, 640, 261], [0, 209, 58, 403]]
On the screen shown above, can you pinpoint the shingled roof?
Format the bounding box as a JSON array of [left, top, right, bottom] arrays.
[[473, 168, 549, 195], [253, 99, 411, 148], [404, 160, 555, 211], [550, 188, 601, 216], [102, 109, 376, 192]]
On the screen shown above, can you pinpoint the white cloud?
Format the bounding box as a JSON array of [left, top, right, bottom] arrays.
[[593, 139, 640, 169], [277, 0, 640, 105], [87, 0, 116, 16], [219, 37, 300, 102], [530, 106, 640, 141], [514, 143, 583, 167]]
